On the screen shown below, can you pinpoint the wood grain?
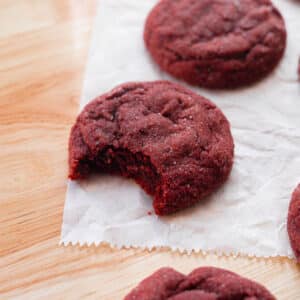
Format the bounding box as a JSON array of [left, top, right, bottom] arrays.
[[0, 1, 299, 299]]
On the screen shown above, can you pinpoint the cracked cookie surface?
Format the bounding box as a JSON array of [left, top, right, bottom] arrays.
[[144, 0, 286, 89], [69, 81, 234, 215], [124, 267, 276, 300], [288, 184, 300, 262]]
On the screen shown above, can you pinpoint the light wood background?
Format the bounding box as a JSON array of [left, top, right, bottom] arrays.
[[0, 1, 299, 299]]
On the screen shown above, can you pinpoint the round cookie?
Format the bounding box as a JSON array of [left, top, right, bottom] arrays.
[[144, 0, 286, 89], [69, 81, 234, 215], [124, 267, 276, 300], [287, 184, 300, 262]]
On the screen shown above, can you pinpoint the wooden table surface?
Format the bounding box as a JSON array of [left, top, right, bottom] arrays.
[[1, 1, 300, 299]]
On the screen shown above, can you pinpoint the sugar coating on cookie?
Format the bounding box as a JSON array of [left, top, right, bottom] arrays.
[[144, 0, 286, 89], [69, 81, 234, 215], [287, 184, 300, 262], [124, 267, 276, 300]]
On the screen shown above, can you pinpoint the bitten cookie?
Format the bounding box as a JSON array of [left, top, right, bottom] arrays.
[[69, 81, 234, 215], [124, 267, 276, 300], [144, 0, 286, 89], [287, 184, 300, 262]]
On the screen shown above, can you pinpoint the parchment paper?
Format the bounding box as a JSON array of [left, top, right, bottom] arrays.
[[61, 0, 300, 258]]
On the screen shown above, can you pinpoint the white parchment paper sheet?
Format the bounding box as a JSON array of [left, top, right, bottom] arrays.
[[61, 0, 300, 257]]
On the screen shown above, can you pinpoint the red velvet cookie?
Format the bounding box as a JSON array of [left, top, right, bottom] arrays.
[[69, 81, 234, 215], [144, 0, 286, 89], [124, 267, 276, 300], [287, 184, 300, 262]]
